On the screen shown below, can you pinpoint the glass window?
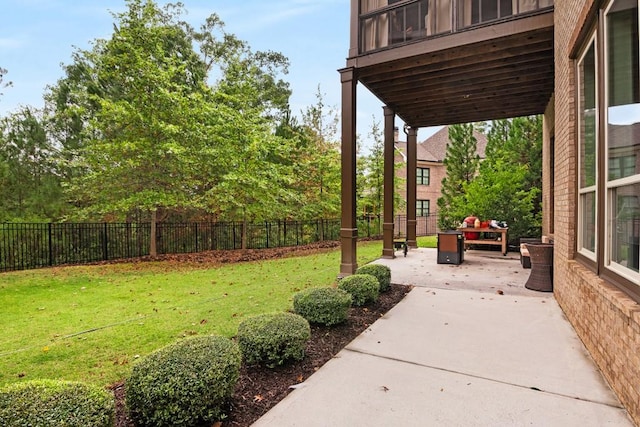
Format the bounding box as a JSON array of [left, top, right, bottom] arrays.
[[417, 167, 430, 185], [417, 200, 430, 217], [578, 37, 598, 257], [605, 0, 640, 279]]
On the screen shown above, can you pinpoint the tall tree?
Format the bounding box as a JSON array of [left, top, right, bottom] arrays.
[[277, 88, 341, 221], [0, 107, 65, 221], [357, 118, 405, 220], [473, 115, 543, 239], [437, 123, 480, 230], [54, 0, 299, 254], [63, 0, 233, 255]]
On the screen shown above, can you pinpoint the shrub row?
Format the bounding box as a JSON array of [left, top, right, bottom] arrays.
[[293, 287, 352, 326], [293, 264, 392, 325], [237, 312, 311, 368], [0, 379, 114, 427], [126, 335, 241, 427]]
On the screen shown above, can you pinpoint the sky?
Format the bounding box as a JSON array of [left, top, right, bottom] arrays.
[[0, 0, 439, 151]]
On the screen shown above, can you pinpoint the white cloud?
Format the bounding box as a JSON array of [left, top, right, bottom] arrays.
[[0, 37, 25, 50]]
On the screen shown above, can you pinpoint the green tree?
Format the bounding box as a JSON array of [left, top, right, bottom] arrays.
[[50, 1, 297, 242], [437, 123, 480, 229], [276, 88, 341, 221], [357, 119, 405, 221], [64, 0, 234, 255], [475, 116, 543, 240], [0, 107, 65, 221]]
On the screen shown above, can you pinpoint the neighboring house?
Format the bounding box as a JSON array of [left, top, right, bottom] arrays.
[[339, 1, 640, 424], [394, 125, 487, 221]]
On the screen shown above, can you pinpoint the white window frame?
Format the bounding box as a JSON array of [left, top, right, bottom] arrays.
[[603, 0, 640, 283], [577, 33, 598, 261]]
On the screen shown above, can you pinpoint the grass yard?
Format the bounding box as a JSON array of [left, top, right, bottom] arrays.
[[417, 235, 437, 248], [0, 241, 384, 388]]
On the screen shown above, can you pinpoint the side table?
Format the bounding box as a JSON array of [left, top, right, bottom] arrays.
[[524, 243, 554, 292]]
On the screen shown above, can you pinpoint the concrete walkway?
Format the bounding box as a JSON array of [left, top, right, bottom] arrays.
[[253, 248, 634, 426]]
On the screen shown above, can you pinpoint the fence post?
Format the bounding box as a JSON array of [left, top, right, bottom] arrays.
[[265, 221, 269, 248], [103, 223, 109, 261], [48, 223, 53, 266], [195, 223, 199, 253]]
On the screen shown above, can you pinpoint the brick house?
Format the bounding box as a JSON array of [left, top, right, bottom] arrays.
[[394, 125, 487, 223], [339, 1, 640, 423]]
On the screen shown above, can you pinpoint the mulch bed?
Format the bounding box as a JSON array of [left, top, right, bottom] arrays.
[[107, 241, 410, 427]]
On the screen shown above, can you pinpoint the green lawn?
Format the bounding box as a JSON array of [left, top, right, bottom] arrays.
[[417, 235, 437, 248], [0, 241, 383, 387]]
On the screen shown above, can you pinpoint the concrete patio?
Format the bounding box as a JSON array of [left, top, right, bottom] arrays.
[[253, 248, 634, 426]]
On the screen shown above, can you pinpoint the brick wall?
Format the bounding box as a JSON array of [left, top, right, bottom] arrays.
[[551, 1, 640, 424]]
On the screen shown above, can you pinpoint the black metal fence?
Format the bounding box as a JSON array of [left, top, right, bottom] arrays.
[[0, 215, 440, 273], [0, 220, 341, 272]]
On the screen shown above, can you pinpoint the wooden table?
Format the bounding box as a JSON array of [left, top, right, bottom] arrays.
[[457, 227, 508, 256]]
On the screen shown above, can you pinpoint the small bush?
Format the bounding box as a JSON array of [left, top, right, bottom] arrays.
[[337, 274, 379, 306], [0, 379, 114, 427], [238, 312, 311, 368], [293, 287, 352, 326], [126, 335, 241, 427], [356, 264, 392, 292]]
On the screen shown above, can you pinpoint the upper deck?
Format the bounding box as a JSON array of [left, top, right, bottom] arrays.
[[345, 0, 554, 126]]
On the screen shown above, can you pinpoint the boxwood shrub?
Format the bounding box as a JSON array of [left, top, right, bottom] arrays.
[[337, 274, 379, 306], [126, 335, 241, 427], [237, 312, 311, 368], [293, 287, 352, 326], [356, 264, 392, 292], [0, 379, 114, 427]]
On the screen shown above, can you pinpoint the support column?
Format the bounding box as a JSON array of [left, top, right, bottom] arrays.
[[406, 126, 418, 248], [339, 67, 358, 276], [382, 107, 395, 259]]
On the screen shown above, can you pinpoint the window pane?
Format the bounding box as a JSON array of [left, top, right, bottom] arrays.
[[609, 183, 640, 273], [580, 191, 597, 253], [361, 0, 387, 13], [607, 0, 640, 182], [580, 41, 597, 188], [417, 167, 430, 185]]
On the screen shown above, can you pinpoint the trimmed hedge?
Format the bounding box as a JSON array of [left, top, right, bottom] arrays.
[[238, 312, 311, 368], [356, 264, 392, 292], [293, 287, 352, 326], [126, 335, 241, 427], [0, 379, 114, 427], [337, 274, 379, 306]]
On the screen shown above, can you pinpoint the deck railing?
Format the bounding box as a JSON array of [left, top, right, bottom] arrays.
[[359, 0, 553, 53]]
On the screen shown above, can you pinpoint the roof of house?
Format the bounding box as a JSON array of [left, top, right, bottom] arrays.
[[395, 125, 488, 162]]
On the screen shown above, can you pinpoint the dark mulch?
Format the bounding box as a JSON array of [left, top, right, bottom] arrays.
[[110, 288, 410, 426]]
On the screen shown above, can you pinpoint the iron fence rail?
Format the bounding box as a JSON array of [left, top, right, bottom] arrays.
[[0, 215, 438, 272], [0, 220, 341, 272]]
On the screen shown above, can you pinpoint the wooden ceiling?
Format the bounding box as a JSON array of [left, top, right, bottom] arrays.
[[350, 11, 555, 127]]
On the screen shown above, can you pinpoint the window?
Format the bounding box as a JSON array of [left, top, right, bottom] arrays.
[[417, 167, 430, 185], [417, 200, 430, 217], [577, 36, 598, 258], [575, 0, 640, 288], [605, 0, 640, 279]]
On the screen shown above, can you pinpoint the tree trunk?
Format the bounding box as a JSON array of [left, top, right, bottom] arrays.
[[150, 208, 157, 258]]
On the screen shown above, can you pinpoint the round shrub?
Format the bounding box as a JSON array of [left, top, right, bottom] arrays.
[[237, 312, 311, 368], [0, 379, 114, 427], [356, 264, 392, 292], [337, 274, 379, 306], [126, 335, 241, 427], [293, 287, 352, 326]]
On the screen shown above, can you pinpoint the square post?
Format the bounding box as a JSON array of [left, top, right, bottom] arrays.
[[339, 67, 358, 276], [382, 106, 396, 259], [406, 126, 418, 248]]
